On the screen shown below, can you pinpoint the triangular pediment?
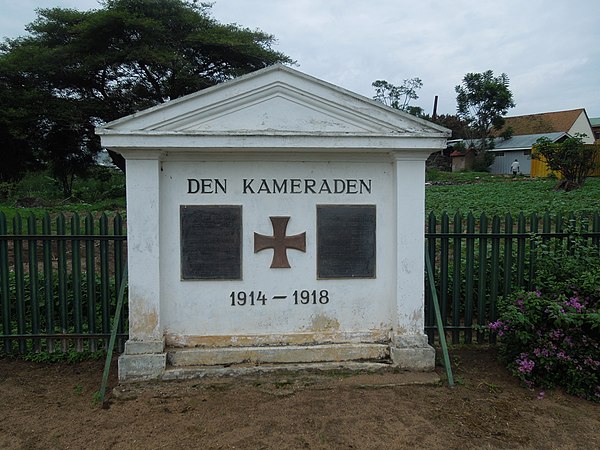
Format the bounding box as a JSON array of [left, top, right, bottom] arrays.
[[98, 65, 449, 138]]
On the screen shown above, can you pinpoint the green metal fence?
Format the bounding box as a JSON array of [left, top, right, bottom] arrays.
[[425, 211, 600, 344], [0, 212, 127, 354], [2, 209, 600, 354]]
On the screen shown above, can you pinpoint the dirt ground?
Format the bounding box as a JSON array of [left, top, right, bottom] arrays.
[[0, 347, 598, 450]]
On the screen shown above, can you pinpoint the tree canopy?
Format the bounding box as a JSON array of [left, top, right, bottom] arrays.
[[372, 78, 423, 115], [0, 0, 293, 191], [454, 70, 515, 171], [455, 70, 515, 146]]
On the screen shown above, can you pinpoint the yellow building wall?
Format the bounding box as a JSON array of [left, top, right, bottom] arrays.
[[530, 145, 600, 178]]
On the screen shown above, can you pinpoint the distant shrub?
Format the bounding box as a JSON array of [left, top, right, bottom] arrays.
[[492, 233, 600, 402], [0, 181, 16, 201], [472, 149, 495, 172], [4, 167, 125, 206]]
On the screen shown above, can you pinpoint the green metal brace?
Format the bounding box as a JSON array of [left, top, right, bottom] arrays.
[[425, 248, 455, 387], [98, 265, 128, 406]]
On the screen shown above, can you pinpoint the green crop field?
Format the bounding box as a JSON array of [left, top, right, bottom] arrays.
[[425, 173, 600, 217]]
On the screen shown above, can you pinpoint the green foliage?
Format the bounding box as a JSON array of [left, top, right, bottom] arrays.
[[493, 235, 600, 401], [372, 78, 423, 112], [426, 176, 600, 216], [0, 167, 125, 213], [0, 0, 293, 184], [0, 181, 16, 201], [92, 390, 103, 406], [534, 135, 600, 190], [500, 126, 514, 140], [472, 150, 495, 172], [430, 114, 470, 140], [455, 70, 515, 152], [20, 349, 105, 363]]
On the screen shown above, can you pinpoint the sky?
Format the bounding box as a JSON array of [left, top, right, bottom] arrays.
[[1, 0, 599, 118]]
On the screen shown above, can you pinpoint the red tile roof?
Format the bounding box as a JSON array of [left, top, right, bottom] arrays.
[[493, 109, 585, 136]]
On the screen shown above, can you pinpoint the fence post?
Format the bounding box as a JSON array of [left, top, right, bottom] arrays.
[[489, 215, 501, 343], [440, 212, 450, 327], [56, 214, 68, 352], [42, 213, 54, 352], [72, 213, 83, 352], [425, 212, 437, 343], [451, 212, 462, 344], [503, 214, 514, 297], [85, 214, 97, 352], [99, 214, 110, 340], [477, 213, 488, 343], [28, 214, 40, 352], [13, 214, 26, 353], [114, 213, 125, 351], [464, 213, 475, 343], [0, 212, 11, 353], [516, 212, 526, 288], [528, 213, 539, 291]]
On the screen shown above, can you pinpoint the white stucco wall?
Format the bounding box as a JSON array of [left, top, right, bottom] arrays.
[[157, 154, 397, 346], [569, 112, 595, 143]]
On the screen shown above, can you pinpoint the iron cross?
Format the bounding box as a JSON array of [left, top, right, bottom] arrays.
[[254, 216, 306, 268]]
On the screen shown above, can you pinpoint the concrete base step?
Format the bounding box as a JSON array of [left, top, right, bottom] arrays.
[[161, 361, 404, 381], [167, 343, 390, 367]]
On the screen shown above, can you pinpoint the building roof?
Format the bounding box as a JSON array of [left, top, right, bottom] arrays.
[[490, 132, 567, 150], [493, 109, 585, 136], [458, 132, 568, 152], [97, 64, 450, 154], [590, 117, 600, 127]]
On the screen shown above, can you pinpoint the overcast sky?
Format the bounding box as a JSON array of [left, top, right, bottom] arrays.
[[2, 0, 599, 118]]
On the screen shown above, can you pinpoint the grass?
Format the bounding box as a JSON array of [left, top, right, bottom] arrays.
[[426, 173, 600, 217]]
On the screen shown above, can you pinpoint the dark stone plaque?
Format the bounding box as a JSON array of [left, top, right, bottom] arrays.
[[180, 205, 242, 280], [317, 205, 376, 279]]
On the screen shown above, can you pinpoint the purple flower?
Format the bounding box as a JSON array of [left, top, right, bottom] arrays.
[[535, 290, 542, 297], [584, 357, 600, 368], [489, 320, 507, 337], [563, 296, 584, 312], [489, 320, 503, 331], [549, 329, 563, 340], [516, 353, 535, 374]]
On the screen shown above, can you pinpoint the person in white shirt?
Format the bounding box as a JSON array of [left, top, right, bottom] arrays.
[[510, 159, 520, 177]]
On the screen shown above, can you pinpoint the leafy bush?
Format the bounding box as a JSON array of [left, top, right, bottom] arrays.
[[472, 149, 495, 172], [534, 135, 600, 191], [3, 167, 125, 206], [0, 181, 16, 201], [492, 234, 600, 401]]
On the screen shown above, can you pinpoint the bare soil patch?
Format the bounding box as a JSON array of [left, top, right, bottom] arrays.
[[1, 347, 598, 449]]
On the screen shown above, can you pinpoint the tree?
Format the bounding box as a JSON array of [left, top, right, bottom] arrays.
[[0, 0, 293, 193], [455, 70, 515, 141], [533, 135, 599, 191], [454, 70, 515, 171], [372, 78, 423, 112], [0, 80, 39, 181], [430, 114, 470, 140]]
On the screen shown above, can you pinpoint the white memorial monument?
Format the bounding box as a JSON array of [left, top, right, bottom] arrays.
[[96, 65, 450, 381]]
